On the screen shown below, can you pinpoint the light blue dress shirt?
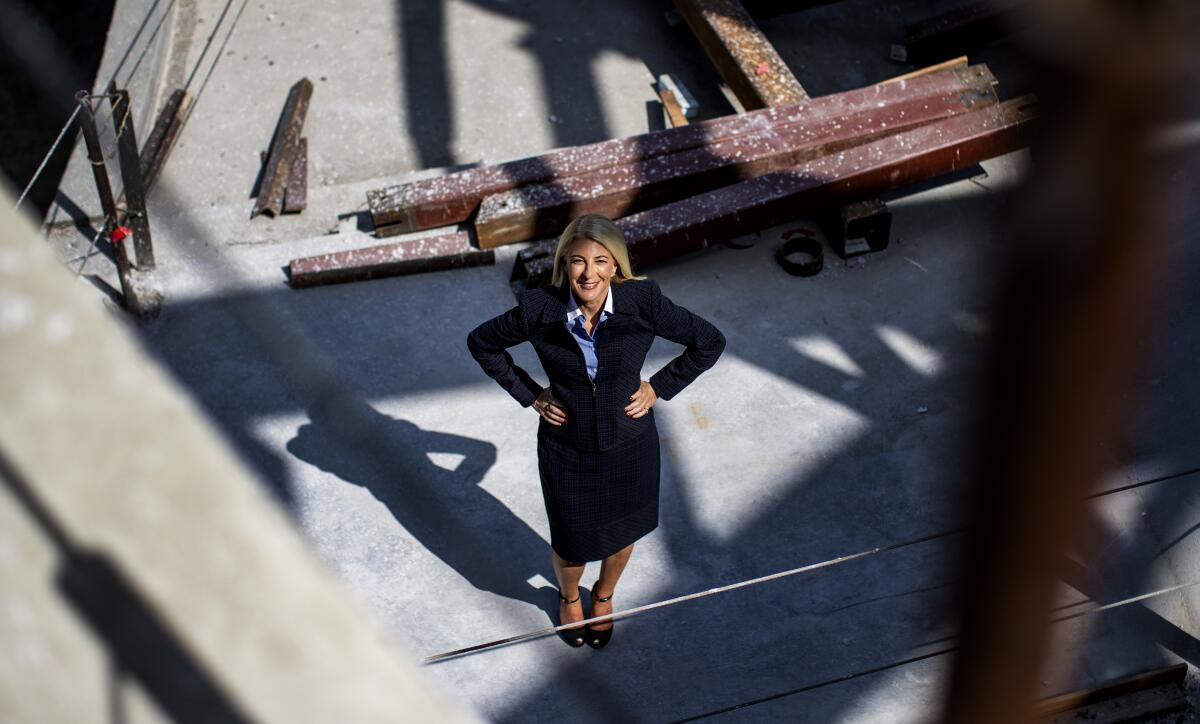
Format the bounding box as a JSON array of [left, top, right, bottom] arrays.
[[565, 285, 614, 382]]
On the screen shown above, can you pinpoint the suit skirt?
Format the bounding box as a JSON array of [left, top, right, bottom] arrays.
[[537, 417, 661, 563]]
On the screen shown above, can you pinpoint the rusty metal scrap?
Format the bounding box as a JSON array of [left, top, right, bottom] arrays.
[[283, 137, 307, 214], [673, 0, 807, 110], [367, 64, 996, 236], [289, 231, 494, 288], [514, 97, 1036, 286], [111, 89, 155, 270], [253, 78, 313, 218], [139, 88, 189, 195], [824, 198, 891, 258], [474, 69, 998, 249]]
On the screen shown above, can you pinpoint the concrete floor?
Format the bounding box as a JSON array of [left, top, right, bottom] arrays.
[[43, 0, 1200, 720]]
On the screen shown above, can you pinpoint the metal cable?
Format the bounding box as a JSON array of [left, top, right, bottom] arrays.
[[177, 0, 249, 134], [421, 466, 1200, 665], [14, 105, 81, 210], [13, 88, 123, 212]]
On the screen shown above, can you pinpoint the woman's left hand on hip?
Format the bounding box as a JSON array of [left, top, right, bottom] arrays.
[[625, 380, 658, 418]]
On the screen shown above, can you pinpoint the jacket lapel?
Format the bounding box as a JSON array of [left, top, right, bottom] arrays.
[[534, 282, 638, 383]]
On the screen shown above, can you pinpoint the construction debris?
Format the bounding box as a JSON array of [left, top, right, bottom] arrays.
[[367, 64, 996, 237], [288, 231, 494, 288], [139, 88, 190, 195], [657, 73, 698, 119], [283, 137, 308, 214], [892, 1, 1025, 66], [253, 77, 313, 218], [657, 84, 690, 129], [776, 235, 824, 276], [673, 0, 808, 110], [513, 97, 1036, 288], [474, 66, 998, 248], [108, 88, 156, 272], [824, 198, 891, 258]]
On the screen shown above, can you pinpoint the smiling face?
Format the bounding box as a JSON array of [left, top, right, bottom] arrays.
[[565, 237, 615, 307]]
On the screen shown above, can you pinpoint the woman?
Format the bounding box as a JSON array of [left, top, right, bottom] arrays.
[[467, 214, 725, 649]]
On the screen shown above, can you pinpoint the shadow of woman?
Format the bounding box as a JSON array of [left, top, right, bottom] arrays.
[[286, 396, 556, 616]]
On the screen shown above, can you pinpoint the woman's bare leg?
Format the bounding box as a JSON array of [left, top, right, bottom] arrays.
[[552, 550, 586, 628], [590, 543, 634, 630]]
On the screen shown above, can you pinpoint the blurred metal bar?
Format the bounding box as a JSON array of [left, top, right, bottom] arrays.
[[111, 88, 155, 270], [938, 2, 1193, 721]]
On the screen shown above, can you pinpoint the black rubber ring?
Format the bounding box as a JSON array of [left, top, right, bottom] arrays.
[[776, 237, 824, 277]]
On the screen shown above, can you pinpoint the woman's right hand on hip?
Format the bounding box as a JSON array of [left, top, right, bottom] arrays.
[[533, 389, 569, 426]]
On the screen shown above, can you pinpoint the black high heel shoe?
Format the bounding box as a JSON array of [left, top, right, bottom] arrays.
[[557, 589, 586, 648], [585, 585, 614, 649]]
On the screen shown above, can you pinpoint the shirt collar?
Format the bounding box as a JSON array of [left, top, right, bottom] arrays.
[[566, 284, 614, 324]]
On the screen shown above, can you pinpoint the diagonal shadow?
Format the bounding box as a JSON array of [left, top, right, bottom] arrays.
[[286, 394, 557, 613]]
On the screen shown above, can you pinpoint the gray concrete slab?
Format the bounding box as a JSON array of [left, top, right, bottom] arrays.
[[42, 0, 1200, 720]]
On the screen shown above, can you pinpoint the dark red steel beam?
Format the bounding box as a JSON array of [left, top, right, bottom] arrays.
[[367, 65, 996, 234], [673, 0, 807, 110], [515, 96, 1035, 284], [288, 231, 494, 288], [474, 77, 996, 248]]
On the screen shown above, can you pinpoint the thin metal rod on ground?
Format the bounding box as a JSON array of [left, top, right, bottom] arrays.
[[421, 466, 1200, 665]]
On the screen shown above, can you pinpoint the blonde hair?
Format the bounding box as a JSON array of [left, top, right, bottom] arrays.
[[550, 214, 645, 287]]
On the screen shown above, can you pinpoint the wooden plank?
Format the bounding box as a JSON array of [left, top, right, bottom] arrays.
[[884, 55, 969, 85], [673, 0, 807, 110], [515, 96, 1035, 284], [659, 86, 690, 128], [474, 75, 998, 248], [253, 78, 313, 218], [1033, 663, 1187, 719], [367, 64, 995, 233], [288, 231, 494, 288]]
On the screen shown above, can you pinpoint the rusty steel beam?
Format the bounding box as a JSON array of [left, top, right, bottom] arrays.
[[823, 198, 891, 258], [673, 0, 807, 110], [288, 231, 494, 288], [367, 64, 995, 235], [111, 89, 155, 270], [283, 137, 307, 214], [253, 78, 313, 218], [139, 88, 189, 194], [1032, 664, 1187, 720], [514, 96, 1035, 285], [894, 1, 1026, 66], [474, 74, 997, 248]]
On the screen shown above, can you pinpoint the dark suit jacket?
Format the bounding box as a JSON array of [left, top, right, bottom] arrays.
[[467, 279, 726, 452]]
